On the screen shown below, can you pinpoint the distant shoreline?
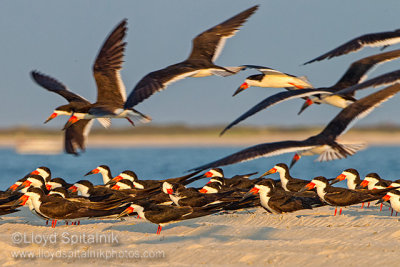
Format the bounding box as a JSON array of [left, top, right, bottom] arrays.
[[2, 131, 400, 149]]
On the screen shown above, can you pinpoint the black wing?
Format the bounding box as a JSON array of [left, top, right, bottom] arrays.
[[188, 5, 258, 62], [93, 19, 127, 107], [335, 69, 400, 96], [124, 64, 200, 108], [189, 141, 316, 172], [303, 29, 400, 65], [64, 119, 93, 155], [318, 84, 400, 139], [332, 49, 400, 90], [220, 89, 332, 135], [31, 71, 89, 103]]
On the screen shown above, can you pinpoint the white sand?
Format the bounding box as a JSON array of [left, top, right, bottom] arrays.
[[0, 203, 399, 266]]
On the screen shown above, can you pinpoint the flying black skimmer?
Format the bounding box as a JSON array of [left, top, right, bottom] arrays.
[[123, 5, 258, 108], [85, 165, 113, 184], [245, 180, 322, 214], [220, 49, 400, 135], [50, 20, 151, 130], [233, 65, 313, 96], [191, 83, 400, 171], [300, 176, 392, 215], [303, 28, 400, 65], [118, 201, 226, 234], [31, 71, 107, 155]]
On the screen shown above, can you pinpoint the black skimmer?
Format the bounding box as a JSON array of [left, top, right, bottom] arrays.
[[106, 169, 202, 189], [245, 180, 322, 214], [31, 71, 105, 155], [46, 178, 74, 191], [359, 173, 391, 190], [17, 187, 128, 227], [332, 168, 361, 190], [162, 181, 237, 207], [202, 168, 259, 188], [190, 83, 400, 171], [118, 201, 226, 234], [220, 49, 400, 135], [233, 65, 313, 96], [380, 190, 400, 214], [55, 19, 151, 129], [7, 166, 51, 192], [261, 163, 316, 192], [123, 5, 258, 108], [300, 176, 392, 215], [85, 165, 113, 184], [303, 28, 400, 65]]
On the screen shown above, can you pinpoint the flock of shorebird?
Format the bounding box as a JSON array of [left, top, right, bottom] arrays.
[[1, 164, 399, 234], [30, 5, 400, 171], [14, 5, 400, 233]]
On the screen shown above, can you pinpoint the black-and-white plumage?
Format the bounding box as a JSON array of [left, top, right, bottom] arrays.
[[303, 28, 400, 65], [221, 49, 400, 134], [61, 19, 151, 129], [30, 71, 102, 155], [190, 83, 400, 171], [123, 5, 258, 108]]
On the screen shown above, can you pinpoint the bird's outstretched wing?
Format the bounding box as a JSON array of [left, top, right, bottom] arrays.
[[303, 29, 400, 65], [31, 71, 89, 103], [93, 19, 127, 106], [188, 5, 258, 62]]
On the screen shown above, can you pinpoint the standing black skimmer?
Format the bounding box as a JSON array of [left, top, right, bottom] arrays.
[[332, 168, 361, 190], [31, 71, 106, 155], [123, 5, 258, 108], [46, 178, 73, 191], [202, 168, 259, 188], [300, 176, 390, 215], [303, 28, 400, 65], [233, 65, 313, 96], [220, 49, 400, 135], [261, 163, 314, 192], [118, 201, 226, 234], [359, 173, 392, 190], [54, 19, 151, 129], [162, 181, 237, 207], [245, 180, 322, 214], [17, 187, 128, 227], [106, 169, 202, 189], [190, 83, 400, 171], [380, 190, 400, 214], [85, 165, 113, 184]]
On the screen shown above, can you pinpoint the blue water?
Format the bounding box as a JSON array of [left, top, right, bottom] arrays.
[[1, 146, 399, 190]]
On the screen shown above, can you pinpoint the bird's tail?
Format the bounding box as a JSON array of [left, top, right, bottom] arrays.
[[316, 142, 366, 162]]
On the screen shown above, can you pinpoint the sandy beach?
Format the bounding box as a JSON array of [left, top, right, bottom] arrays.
[[1, 203, 399, 267]]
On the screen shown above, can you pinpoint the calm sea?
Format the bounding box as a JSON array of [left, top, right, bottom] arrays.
[[1, 146, 399, 190]]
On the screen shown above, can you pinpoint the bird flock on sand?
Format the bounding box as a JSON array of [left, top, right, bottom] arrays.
[[2, 164, 400, 234], [10, 5, 400, 233]]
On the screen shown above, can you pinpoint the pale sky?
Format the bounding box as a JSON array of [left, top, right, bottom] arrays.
[[1, 0, 399, 129]]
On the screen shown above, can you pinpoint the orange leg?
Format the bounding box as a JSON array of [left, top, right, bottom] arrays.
[[380, 203, 383, 211], [334, 207, 337, 216], [367, 202, 370, 208], [391, 208, 394, 216], [156, 225, 162, 235], [339, 208, 343, 215], [361, 203, 364, 209]]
